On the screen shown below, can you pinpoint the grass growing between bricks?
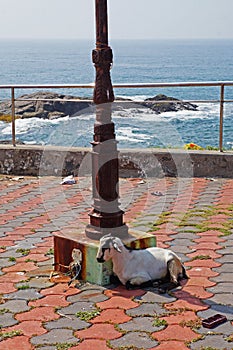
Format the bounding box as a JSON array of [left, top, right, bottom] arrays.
[[75, 310, 100, 321], [0, 330, 22, 340], [146, 204, 233, 237]]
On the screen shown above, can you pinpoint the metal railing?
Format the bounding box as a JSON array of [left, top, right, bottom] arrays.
[[0, 81, 233, 151]]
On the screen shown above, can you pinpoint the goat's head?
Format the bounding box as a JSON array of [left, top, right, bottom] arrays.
[[96, 234, 123, 263]]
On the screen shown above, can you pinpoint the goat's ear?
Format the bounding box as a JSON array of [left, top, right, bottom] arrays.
[[113, 242, 122, 253]]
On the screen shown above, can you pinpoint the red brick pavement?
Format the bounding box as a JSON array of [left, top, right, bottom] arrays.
[[0, 176, 232, 349]]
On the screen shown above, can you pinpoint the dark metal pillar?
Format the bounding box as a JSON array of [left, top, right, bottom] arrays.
[[85, 0, 128, 238]]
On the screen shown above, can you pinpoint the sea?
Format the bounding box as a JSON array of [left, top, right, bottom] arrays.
[[0, 38, 233, 150]]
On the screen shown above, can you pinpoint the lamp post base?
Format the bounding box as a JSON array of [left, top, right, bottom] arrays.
[[85, 223, 129, 240], [54, 228, 156, 286]]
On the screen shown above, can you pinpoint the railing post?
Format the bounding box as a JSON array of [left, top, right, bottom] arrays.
[[219, 84, 225, 152], [11, 87, 16, 147]]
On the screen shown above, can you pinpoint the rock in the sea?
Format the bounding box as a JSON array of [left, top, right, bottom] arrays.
[[0, 92, 198, 120], [0, 92, 92, 119], [141, 94, 198, 114]]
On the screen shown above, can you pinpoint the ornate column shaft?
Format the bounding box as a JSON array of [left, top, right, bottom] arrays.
[[86, 0, 128, 238]]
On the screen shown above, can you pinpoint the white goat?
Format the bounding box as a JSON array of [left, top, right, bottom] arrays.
[[96, 234, 188, 290]]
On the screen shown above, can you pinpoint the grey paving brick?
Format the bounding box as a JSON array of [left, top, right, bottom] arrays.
[[136, 290, 176, 304], [0, 312, 18, 328], [208, 282, 233, 294], [59, 302, 97, 316], [217, 247, 233, 255], [118, 316, 165, 333], [207, 293, 233, 306], [169, 232, 197, 240], [201, 302, 233, 321], [213, 264, 233, 273], [110, 331, 158, 349], [34, 347, 56, 350], [67, 288, 108, 303], [0, 257, 17, 268], [14, 239, 40, 250], [176, 226, 201, 233], [216, 254, 233, 263], [0, 299, 30, 313], [169, 238, 193, 247], [27, 277, 54, 289], [30, 329, 79, 346], [126, 302, 168, 317], [45, 315, 90, 331], [168, 245, 193, 254], [4, 288, 42, 301], [211, 273, 233, 283], [190, 334, 233, 350], [197, 321, 233, 336]]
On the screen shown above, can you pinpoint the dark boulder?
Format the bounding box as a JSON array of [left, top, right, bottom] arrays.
[[0, 92, 92, 119], [141, 94, 198, 114]]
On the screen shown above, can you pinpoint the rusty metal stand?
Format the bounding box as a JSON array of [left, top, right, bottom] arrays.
[[53, 0, 155, 285], [85, 0, 128, 239]]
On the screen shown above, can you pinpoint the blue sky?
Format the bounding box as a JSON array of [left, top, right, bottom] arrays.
[[0, 0, 233, 40]]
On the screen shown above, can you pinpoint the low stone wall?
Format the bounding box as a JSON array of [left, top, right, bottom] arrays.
[[0, 145, 232, 178]]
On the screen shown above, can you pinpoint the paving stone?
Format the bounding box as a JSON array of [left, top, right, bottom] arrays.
[[176, 226, 201, 233], [0, 258, 16, 268], [73, 339, 111, 350], [26, 265, 53, 278], [34, 347, 56, 350], [109, 331, 158, 349], [59, 301, 97, 315], [67, 288, 108, 303], [208, 282, 233, 294], [13, 239, 39, 249], [37, 258, 54, 267], [213, 263, 233, 273], [137, 290, 176, 304], [27, 277, 54, 289], [30, 328, 79, 346], [0, 299, 30, 313], [126, 302, 168, 317], [75, 323, 122, 341], [210, 272, 233, 283], [152, 324, 199, 342], [118, 316, 165, 333], [40, 283, 80, 297], [216, 254, 233, 263], [29, 294, 70, 308], [0, 335, 32, 349], [189, 334, 233, 350], [197, 305, 233, 322], [27, 231, 51, 239], [197, 321, 233, 336], [92, 308, 131, 324], [169, 239, 193, 247], [0, 312, 18, 328], [169, 245, 193, 254], [96, 296, 139, 310], [45, 316, 90, 331], [169, 232, 197, 240], [207, 293, 233, 306], [4, 288, 42, 301], [217, 247, 233, 255]]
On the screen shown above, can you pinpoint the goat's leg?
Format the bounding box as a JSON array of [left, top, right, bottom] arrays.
[[156, 259, 180, 294], [167, 259, 180, 285], [126, 279, 153, 290], [126, 275, 152, 290]]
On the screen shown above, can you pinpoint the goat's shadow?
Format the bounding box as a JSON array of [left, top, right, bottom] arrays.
[[106, 276, 233, 320]]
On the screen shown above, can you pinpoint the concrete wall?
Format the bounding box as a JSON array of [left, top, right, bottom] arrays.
[[0, 145, 232, 178]]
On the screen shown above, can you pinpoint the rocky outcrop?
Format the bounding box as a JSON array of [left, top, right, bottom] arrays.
[[0, 92, 198, 120], [0, 92, 92, 119], [141, 94, 198, 113]]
